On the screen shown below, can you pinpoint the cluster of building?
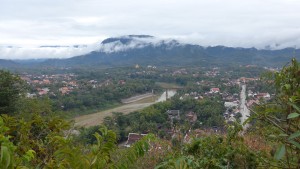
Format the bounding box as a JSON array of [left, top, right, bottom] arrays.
[[21, 73, 78, 97], [178, 74, 273, 127], [204, 68, 220, 77], [21, 71, 132, 98], [247, 90, 271, 106], [179, 92, 203, 100]]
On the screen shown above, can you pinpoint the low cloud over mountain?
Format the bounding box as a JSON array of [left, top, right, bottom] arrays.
[[0, 35, 180, 59], [1, 35, 299, 60]]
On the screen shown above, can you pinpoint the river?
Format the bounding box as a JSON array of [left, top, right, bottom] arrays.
[[75, 90, 177, 127], [156, 90, 177, 102]]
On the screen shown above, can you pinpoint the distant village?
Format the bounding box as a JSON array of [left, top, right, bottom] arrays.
[[19, 65, 275, 147], [21, 73, 127, 97]]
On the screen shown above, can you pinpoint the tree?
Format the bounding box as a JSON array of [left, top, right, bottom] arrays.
[[251, 58, 300, 168], [156, 123, 259, 169], [0, 70, 26, 114], [1, 112, 155, 168]]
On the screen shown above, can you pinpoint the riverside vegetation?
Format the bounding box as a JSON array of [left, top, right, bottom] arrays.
[[0, 59, 300, 168]]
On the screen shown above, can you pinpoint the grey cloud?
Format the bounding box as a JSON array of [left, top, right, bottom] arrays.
[[1, 0, 300, 59]]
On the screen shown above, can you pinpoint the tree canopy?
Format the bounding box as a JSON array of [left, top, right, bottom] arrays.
[[0, 70, 26, 114]]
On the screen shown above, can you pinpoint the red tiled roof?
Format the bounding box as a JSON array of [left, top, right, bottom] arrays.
[[126, 133, 147, 145]]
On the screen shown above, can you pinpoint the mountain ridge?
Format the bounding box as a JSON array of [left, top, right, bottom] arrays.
[[1, 35, 300, 69]]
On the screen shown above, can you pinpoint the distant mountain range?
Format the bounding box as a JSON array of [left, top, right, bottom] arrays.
[[1, 35, 300, 69], [0, 59, 19, 68]]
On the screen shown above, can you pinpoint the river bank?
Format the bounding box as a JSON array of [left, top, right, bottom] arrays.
[[74, 90, 177, 127]]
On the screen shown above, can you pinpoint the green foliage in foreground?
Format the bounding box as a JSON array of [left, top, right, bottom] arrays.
[[250, 58, 300, 168], [0, 114, 155, 169], [155, 123, 259, 169], [0, 115, 267, 169]]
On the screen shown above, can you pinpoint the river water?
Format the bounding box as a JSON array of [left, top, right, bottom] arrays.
[[156, 90, 177, 102]]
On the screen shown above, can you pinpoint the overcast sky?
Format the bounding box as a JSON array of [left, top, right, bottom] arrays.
[[1, 0, 300, 59]]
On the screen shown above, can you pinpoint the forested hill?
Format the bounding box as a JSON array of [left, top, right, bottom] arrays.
[[2, 35, 300, 68], [0, 59, 20, 68]]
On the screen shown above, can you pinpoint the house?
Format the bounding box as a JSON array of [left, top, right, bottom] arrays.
[[227, 114, 236, 124], [183, 133, 192, 143], [247, 99, 260, 107], [26, 93, 36, 98], [68, 81, 77, 87], [118, 80, 126, 85], [224, 95, 234, 101], [186, 111, 197, 123], [89, 80, 97, 84], [192, 129, 206, 138], [32, 80, 40, 84], [210, 88, 220, 93], [248, 90, 254, 97], [124, 133, 147, 148], [224, 102, 238, 108], [166, 110, 180, 122], [42, 79, 51, 84], [59, 87, 71, 95], [147, 65, 157, 69], [21, 76, 31, 83], [38, 88, 49, 95], [256, 93, 270, 99], [239, 77, 258, 83], [102, 79, 112, 86], [262, 93, 270, 99]]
